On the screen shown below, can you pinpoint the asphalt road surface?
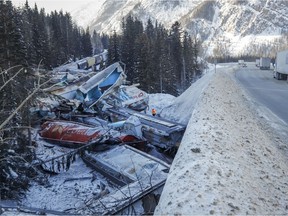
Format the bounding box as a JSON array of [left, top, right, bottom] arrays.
[[235, 62, 288, 125]]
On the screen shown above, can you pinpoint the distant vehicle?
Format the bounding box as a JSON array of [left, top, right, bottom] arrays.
[[238, 60, 246, 67], [255, 59, 260, 67], [259, 57, 271, 70], [274, 50, 288, 80], [238, 59, 244, 65]]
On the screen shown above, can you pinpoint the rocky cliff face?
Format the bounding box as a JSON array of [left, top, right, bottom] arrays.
[[72, 0, 288, 57]]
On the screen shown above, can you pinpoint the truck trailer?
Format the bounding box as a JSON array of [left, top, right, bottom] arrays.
[[238, 59, 246, 67], [255, 59, 260, 67], [274, 50, 288, 80], [259, 57, 270, 70]]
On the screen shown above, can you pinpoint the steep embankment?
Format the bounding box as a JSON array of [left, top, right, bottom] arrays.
[[154, 66, 288, 215]]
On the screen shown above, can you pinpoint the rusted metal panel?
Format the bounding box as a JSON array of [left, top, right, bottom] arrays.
[[39, 120, 103, 145], [39, 120, 140, 147]]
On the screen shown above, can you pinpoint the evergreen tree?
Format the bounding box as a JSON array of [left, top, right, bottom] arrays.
[[183, 31, 194, 87], [48, 11, 62, 66], [19, 0, 33, 66], [170, 21, 183, 95], [154, 24, 173, 94], [0, 0, 27, 68], [108, 30, 120, 64], [0, 0, 4, 67], [37, 8, 50, 67], [57, 11, 69, 63], [134, 33, 150, 91], [145, 18, 155, 41], [30, 4, 42, 66], [81, 27, 92, 57], [101, 33, 109, 50], [70, 27, 82, 61], [91, 30, 103, 55], [120, 15, 143, 84], [10, 6, 27, 66], [64, 13, 75, 61], [143, 19, 158, 93], [191, 35, 201, 77], [115, 16, 201, 96], [59, 12, 75, 61]]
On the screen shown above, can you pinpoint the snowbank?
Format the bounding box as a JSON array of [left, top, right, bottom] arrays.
[[158, 69, 214, 125], [154, 65, 288, 214]]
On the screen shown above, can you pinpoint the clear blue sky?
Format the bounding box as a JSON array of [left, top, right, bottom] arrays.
[[11, 0, 92, 13]]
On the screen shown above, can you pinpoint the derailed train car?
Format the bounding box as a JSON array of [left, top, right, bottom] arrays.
[[77, 50, 108, 71], [38, 120, 141, 148], [76, 62, 127, 108]]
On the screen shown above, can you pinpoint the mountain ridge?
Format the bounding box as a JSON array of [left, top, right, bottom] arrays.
[[72, 0, 288, 57]]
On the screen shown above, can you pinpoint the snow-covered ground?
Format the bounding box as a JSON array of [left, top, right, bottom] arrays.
[[154, 63, 288, 215], [2, 63, 288, 215]]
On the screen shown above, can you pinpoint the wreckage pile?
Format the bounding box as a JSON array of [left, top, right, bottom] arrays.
[[37, 59, 185, 155], [2, 55, 186, 215]]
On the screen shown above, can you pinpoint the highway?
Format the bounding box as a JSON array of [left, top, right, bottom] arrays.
[[235, 62, 288, 125]]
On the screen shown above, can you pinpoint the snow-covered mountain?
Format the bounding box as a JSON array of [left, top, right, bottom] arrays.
[[72, 0, 288, 57]]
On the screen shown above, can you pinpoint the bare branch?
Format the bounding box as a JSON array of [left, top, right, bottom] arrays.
[[0, 77, 53, 130], [0, 65, 22, 76], [0, 67, 23, 92]]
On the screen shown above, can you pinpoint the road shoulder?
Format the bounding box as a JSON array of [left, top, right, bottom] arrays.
[[154, 67, 288, 215]]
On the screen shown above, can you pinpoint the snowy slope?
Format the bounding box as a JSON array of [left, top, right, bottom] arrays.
[[71, 0, 106, 28], [72, 0, 288, 57], [72, 0, 199, 32]]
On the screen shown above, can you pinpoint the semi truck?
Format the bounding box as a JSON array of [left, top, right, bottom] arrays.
[[274, 50, 288, 80], [255, 59, 260, 67], [259, 57, 270, 70], [238, 59, 246, 67]]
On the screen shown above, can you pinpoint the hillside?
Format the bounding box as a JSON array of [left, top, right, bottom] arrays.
[[72, 0, 288, 57]]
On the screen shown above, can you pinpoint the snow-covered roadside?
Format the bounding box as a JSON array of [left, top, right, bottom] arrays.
[[149, 69, 214, 125], [154, 65, 288, 214]]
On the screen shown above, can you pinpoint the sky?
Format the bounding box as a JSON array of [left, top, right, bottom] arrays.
[[11, 0, 92, 13]]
